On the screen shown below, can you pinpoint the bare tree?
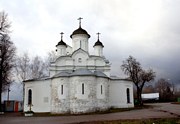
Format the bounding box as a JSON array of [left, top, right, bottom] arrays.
[[0, 11, 11, 34], [30, 56, 47, 79], [0, 11, 16, 112], [15, 53, 31, 81], [143, 85, 155, 93], [46, 50, 57, 64], [15, 53, 31, 105], [15, 53, 49, 80], [121, 56, 155, 105], [15, 53, 48, 107], [44, 51, 57, 76], [155, 78, 174, 101]]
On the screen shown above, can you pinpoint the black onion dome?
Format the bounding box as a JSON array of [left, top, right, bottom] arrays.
[[56, 40, 67, 47], [70, 27, 90, 38], [93, 39, 104, 47]]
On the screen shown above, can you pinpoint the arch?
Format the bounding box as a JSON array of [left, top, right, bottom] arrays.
[[101, 85, 103, 94], [28, 89, 32, 105], [82, 83, 84, 95], [126, 88, 130, 103], [61, 85, 63, 95], [78, 58, 82, 63]]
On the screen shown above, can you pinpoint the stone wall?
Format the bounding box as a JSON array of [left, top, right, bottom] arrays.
[[51, 77, 70, 113], [51, 76, 109, 114], [24, 75, 134, 114]]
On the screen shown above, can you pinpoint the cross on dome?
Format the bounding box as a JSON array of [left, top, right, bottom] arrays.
[[60, 32, 64, 40], [94, 32, 104, 47], [97, 32, 100, 40], [70, 17, 90, 38], [77, 17, 83, 27]]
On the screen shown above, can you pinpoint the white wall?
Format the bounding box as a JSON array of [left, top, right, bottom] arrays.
[[24, 79, 51, 112], [94, 46, 103, 56], [51, 77, 70, 113], [69, 76, 109, 114], [72, 34, 89, 52], [56, 45, 66, 56], [50, 75, 110, 114], [50, 49, 111, 77], [66, 45, 72, 55], [109, 80, 134, 108], [24, 76, 134, 113]]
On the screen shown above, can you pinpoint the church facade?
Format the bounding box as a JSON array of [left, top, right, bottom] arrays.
[[24, 19, 134, 114]]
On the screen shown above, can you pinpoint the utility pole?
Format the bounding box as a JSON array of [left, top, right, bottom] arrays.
[[7, 86, 10, 101]]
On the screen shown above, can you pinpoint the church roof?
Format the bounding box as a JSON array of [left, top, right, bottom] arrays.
[[70, 69, 94, 76], [93, 39, 104, 47], [70, 27, 90, 38], [52, 69, 108, 78], [53, 71, 71, 77], [94, 71, 108, 78], [56, 39, 67, 47], [110, 76, 131, 81], [23, 76, 50, 82]]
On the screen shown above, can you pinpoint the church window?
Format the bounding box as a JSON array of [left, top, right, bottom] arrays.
[[127, 88, 130, 103], [101, 85, 103, 94], [28, 89, 32, 105], [61, 85, 63, 95], [82, 83, 84, 94], [78, 58, 82, 63]]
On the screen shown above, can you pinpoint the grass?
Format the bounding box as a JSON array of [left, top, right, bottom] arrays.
[[81, 118, 180, 124]]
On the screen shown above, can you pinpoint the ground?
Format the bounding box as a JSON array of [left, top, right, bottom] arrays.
[[0, 103, 180, 124]]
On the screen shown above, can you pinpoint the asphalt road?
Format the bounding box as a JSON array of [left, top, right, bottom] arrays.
[[0, 103, 179, 124]]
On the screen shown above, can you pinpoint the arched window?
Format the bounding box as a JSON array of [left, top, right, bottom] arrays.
[[78, 58, 82, 63], [101, 85, 103, 94], [61, 85, 63, 95], [126, 88, 130, 103], [82, 83, 84, 94], [28, 89, 32, 105]]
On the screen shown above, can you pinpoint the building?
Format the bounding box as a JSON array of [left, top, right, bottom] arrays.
[[24, 18, 134, 114]]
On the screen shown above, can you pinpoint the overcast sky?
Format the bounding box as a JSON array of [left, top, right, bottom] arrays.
[[1, 0, 180, 85]]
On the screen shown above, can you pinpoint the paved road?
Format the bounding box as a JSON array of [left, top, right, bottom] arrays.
[[0, 103, 179, 124]]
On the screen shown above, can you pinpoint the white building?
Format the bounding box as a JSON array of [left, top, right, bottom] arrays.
[[24, 19, 134, 114]]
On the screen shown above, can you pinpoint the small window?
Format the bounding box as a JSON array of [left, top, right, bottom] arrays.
[[28, 89, 32, 105], [78, 58, 82, 63], [61, 85, 63, 95], [101, 85, 103, 94], [127, 88, 130, 103], [82, 83, 84, 94]]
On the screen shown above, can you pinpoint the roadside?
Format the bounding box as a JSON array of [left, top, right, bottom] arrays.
[[148, 103, 180, 117], [0, 103, 179, 124]]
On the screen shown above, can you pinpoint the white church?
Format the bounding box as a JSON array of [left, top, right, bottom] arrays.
[[24, 18, 134, 114]]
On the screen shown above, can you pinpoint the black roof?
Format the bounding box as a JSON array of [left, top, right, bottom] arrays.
[[56, 40, 67, 47], [93, 39, 104, 47], [70, 27, 90, 38]]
